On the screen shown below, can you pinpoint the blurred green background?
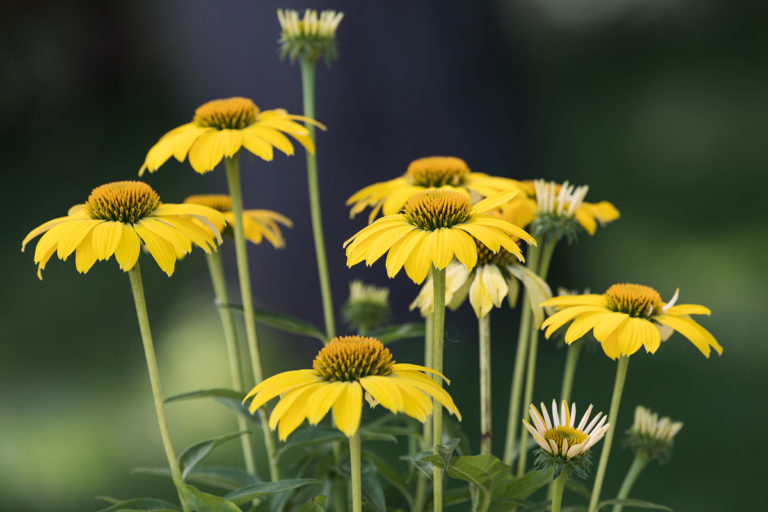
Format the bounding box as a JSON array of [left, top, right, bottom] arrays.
[[2, 0, 766, 510]]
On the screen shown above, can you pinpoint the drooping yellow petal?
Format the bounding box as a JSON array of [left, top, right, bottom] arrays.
[[275, 383, 325, 441], [391, 379, 432, 422], [22, 216, 74, 251], [243, 369, 319, 405], [384, 229, 425, 278], [74, 231, 98, 274], [655, 315, 722, 357], [468, 268, 493, 318], [542, 294, 607, 308], [114, 224, 141, 271], [241, 129, 275, 161], [139, 218, 193, 256], [332, 382, 363, 437], [54, 219, 103, 260], [564, 311, 603, 344], [592, 312, 628, 341], [306, 381, 347, 425], [133, 223, 178, 276], [241, 125, 295, 156], [441, 227, 477, 270], [663, 304, 711, 316], [391, 363, 450, 383], [391, 371, 461, 420], [90, 221, 125, 261], [403, 238, 433, 284], [471, 215, 536, 245], [188, 130, 238, 173], [542, 306, 606, 338], [360, 376, 404, 414], [472, 190, 519, 214]]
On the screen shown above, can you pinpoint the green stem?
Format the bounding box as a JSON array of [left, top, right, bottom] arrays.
[[204, 251, 257, 474], [224, 155, 280, 482], [431, 267, 446, 512], [612, 454, 648, 512], [127, 264, 190, 512], [503, 284, 532, 465], [516, 240, 556, 476], [550, 471, 567, 512], [588, 356, 630, 512], [414, 312, 434, 512], [479, 313, 492, 455], [349, 432, 362, 512], [560, 342, 582, 404], [300, 58, 335, 340]]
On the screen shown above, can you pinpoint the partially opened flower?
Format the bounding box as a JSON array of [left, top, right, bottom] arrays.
[[627, 406, 683, 463], [342, 281, 391, 334], [22, 181, 224, 278], [347, 156, 523, 223], [541, 284, 722, 359], [511, 180, 619, 242], [184, 194, 292, 248], [139, 97, 324, 175], [278, 8, 344, 64], [243, 336, 461, 440], [345, 189, 536, 284], [410, 242, 551, 321], [523, 400, 609, 478]]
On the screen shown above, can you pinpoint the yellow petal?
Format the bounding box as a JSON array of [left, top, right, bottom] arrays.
[[655, 315, 722, 357], [542, 294, 607, 308], [244, 369, 320, 407], [115, 224, 141, 271], [663, 304, 711, 316], [441, 228, 477, 270], [391, 371, 461, 420], [90, 221, 124, 261], [359, 376, 404, 414], [469, 269, 493, 319], [564, 311, 603, 344], [188, 130, 239, 173], [403, 240, 433, 285], [542, 306, 606, 338], [332, 382, 363, 437], [617, 317, 645, 355], [55, 220, 103, 260], [306, 381, 347, 424], [472, 215, 536, 245], [274, 383, 325, 441], [75, 231, 98, 274], [472, 190, 519, 214], [384, 229, 425, 278], [23, 216, 75, 251], [241, 125, 295, 156], [139, 218, 192, 255], [133, 223, 177, 276]]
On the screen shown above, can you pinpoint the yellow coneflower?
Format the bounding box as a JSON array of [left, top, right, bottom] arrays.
[[184, 194, 292, 248], [541, 283, 722, 359], [344, 189, 535, 285], [22, 181, 224, 277], [139, 97, 324, 175], [347, 156, 523, 223], [243, 335, 460, 439]]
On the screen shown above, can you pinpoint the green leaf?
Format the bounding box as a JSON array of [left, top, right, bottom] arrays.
[[132, 466, 258, 491], [275, 427, 345, 460], [179, 432, 249, 480], [95, 498, 180, 512], [361, 462, 386, 512], [369, 322, 426, 344], [435, 438, 461, 468], [503, 469, 551, 500], [297, 496, 327, 512], [223, 479, 321, 506], [596, 499, 673, 511], [401, 451, 433, 480], [181, 485, 241, 512], [222, 303, 327, 343], [164, 388, 253, 422], [441, 486, 472, 507], [362, 449, 413, 509]]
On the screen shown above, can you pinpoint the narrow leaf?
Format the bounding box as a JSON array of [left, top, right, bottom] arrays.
[[363, 450, 413, 508], [181, 485, 241, 512], [596, 499, 673, 511], [179, 432, 249, 480], [224, 479, 321, 506], [132, 466, 258, 491], [95, 498, 180, 512], [222, 302, 327, 343], [369, 322, 426, 344]]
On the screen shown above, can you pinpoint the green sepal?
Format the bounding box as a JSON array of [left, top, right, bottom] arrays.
[[534, 448, 592, 480]]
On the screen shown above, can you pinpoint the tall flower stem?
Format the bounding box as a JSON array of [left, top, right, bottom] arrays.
[[414, 312, 434, 512], [611, 454, 648, 512], [299, 58, 335, 340], [127, 264, 190, 512], [204, 250, 257, 474], [550, 472, 567, 512], [559, 342, 583, 404], [224, 155, 279, 482], [516, 240, 556, 476], [588, 356, 630, 512], [349, 432, 363, 512], [478, 313, 492, 454], [431, 267, 447, 512]]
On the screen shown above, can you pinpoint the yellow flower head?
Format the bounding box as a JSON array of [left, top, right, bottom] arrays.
[[541, 283, 723, 359], [344, 189, 536, 284], [523, 400, 609, 460], [184, 194, 292, 248], [513, 180, 619, 238], [278, 9, 344, 64], [346, 156, 523, 223], [22, 181, 225, 278], [139, 97, 325, 175], [410, 244, 551, 321], [242, 335, 461, 439]]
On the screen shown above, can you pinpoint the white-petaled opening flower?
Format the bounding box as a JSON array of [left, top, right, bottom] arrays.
[[534, 180, 589, 217], [525, 400, 609, 459], [277, 9, 344, 64], [626, 406, 683, 463]]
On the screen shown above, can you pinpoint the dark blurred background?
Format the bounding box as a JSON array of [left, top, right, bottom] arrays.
[[2, 0, 766, 510]]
